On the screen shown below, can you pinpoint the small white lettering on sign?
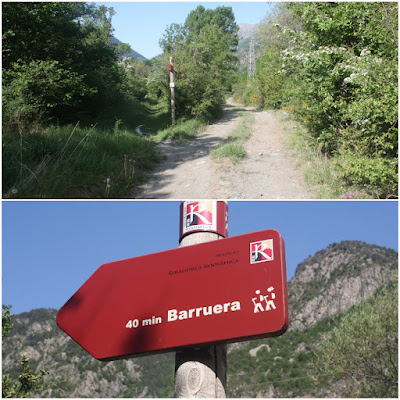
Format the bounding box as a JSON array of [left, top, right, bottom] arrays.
[[126, 319, 139, 328], [142, 316, 162, 326]]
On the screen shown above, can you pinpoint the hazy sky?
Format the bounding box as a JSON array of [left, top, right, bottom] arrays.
[[3, 200, 397, 315], [94, 2, 274, 59]]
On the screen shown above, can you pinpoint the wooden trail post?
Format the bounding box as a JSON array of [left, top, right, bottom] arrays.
[[175, 201, 228, 398], [169, 56, 176, 124], [57, 202, 290, 397]]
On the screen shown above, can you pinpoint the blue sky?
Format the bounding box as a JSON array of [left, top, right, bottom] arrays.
[[2, 200, 398, 315], [95, 2, 274, 59]]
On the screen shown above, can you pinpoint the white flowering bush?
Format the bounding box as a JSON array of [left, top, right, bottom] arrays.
[[249, 2, 398, 197]]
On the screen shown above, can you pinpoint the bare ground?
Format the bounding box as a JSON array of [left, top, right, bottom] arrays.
[[132, 101, 314, 199]]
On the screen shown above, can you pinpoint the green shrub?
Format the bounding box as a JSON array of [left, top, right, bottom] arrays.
[[336, 152, 398, 198], [237, 2, 398, 197], [2, 60, 91, 130], [159, 7, 238, 121], [313, 285, 398, 397]]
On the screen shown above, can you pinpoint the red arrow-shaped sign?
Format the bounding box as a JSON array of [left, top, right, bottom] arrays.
[[57, 229, 289, 361]]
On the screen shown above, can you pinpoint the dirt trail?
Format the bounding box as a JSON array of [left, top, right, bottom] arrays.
[[133, 100, 313, 199]]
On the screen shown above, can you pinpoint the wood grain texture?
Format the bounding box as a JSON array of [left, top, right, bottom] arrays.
[[175, 231, 227, 398]]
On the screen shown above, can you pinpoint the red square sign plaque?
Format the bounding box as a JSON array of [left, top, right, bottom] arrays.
[[56, 229, 289, 360]]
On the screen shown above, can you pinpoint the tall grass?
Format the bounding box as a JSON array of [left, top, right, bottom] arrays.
[[211, 111, 254, 164], [154, 119, 206, 141], [3, 123, 161, 198], [105, 99, 171, 134]]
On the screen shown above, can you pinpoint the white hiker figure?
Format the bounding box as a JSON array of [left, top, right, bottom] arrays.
[[252, 290, 265, 313], [252, 287, 277, 313], [265, 286, 276, 311]]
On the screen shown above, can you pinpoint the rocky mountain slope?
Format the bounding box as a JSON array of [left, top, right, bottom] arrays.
[[111, 36, 147, 61], [2, 241, 397, 397], [236, 23, 260, 71], [288, 241, 396, 330]]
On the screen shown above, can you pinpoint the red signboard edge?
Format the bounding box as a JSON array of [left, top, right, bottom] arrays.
[[56, 229, 290, 361]]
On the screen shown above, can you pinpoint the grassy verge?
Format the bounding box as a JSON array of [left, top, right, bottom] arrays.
[[2, 98, 227, 199], [3, 123, 161, 198], [154, 119, 206, 141], [276, 111, 375, 199], [94, 98, 171, 134], [211, 111, 254, 164]]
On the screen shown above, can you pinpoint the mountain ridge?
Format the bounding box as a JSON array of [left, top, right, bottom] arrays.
[[236, 23, 259, 70], [111, 36, 148, 61]]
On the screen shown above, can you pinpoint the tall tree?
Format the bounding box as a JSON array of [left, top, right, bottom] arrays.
[[184, 5, 239, 47], [2, 2, 91, 69], [289, 2, 398, 57], [2, 2, 128, 128], [159, 6, 239, 120]]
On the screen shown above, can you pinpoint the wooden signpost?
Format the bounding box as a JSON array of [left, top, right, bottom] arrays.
[[169, 56, 175, 124], [175, 200, 228, 397], [56, 201, 289, 397]]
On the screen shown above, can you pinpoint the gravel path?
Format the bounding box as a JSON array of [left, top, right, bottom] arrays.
[[132, 101, 313, 199]]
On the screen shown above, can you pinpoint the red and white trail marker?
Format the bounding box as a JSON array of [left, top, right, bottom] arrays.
[[179, 200, 228, 241]]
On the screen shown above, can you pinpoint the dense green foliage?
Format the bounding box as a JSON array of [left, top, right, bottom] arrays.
[[2, 2, 239, 129], [2, 306, 50, 398], [2, 2, 239, 198], [2, 2, 129, 128], [1, 2, 169, 198], [2, 305, 14, 339], [314, 284, 398, 397], [235, 2, 398, 198], [157, 5, 239, 120]]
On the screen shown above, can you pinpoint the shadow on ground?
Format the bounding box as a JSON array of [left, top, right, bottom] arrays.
[[131, 103, 257, 198]]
